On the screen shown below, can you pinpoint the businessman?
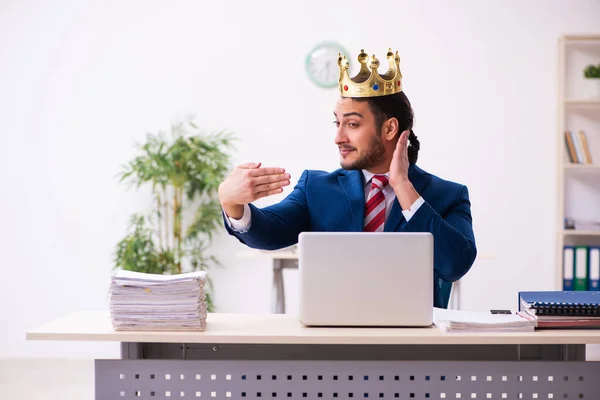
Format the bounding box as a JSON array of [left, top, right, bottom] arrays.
[[218, 48, 477, 308]]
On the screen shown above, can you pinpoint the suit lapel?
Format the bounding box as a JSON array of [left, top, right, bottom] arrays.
[[384, 164, 429, 232], [338, 170, 365, 231]]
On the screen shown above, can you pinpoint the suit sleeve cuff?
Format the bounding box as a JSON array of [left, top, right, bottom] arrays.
[[401, 196, 425, 223], [224, 204, 251, 233]]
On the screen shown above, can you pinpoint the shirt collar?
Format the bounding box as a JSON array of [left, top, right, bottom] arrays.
[[362, 170, 390, 187]]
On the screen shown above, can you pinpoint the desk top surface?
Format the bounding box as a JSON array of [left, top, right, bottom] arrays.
[[26, 311, 600, 345], [236, 248, 299, 260]]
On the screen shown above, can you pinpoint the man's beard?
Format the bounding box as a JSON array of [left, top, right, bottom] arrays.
[[340, 132, 386, 170]]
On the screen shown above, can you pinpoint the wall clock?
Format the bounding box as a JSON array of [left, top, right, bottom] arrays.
[[305, 41, 349, 88]]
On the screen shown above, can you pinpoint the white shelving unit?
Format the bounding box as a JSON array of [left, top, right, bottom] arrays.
[[556, 34, 600, 290]]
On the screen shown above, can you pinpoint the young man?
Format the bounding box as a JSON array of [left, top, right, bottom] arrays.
[[218, 48, 477, 308]]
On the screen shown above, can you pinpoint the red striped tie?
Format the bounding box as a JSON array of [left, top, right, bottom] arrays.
[[364, 175, 389, 232]]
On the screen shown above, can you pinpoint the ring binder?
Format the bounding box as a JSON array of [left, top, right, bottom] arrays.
[[518, 291, 600, 328]]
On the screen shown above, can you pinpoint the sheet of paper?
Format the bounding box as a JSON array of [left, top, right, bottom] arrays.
[[433, 307, 537, 333]]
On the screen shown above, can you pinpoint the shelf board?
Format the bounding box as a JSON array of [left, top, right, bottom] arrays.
[[564, 164, 600, 170], [565, 99, 600, 106], [563, 35, 600, 42], [563, 230, 600, 236]]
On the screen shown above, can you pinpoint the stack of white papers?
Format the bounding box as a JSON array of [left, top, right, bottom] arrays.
[[109, 270, 208, 331], [433, 307, 537, 333]]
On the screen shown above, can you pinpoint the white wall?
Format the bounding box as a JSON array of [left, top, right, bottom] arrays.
[[1, 0, 599, 359]]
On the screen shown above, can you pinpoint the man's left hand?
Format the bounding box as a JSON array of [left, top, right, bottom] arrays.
[[389, 130, 410, 187], [389, 130, 420, 210]]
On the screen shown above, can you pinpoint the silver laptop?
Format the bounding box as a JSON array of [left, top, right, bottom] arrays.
[[298, 232, 433, 327]]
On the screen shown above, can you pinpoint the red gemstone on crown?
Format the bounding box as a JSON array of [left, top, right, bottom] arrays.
[[344, 85, 348, 91]]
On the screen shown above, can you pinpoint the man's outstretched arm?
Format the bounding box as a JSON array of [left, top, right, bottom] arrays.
[[219, 163, 310, 250]]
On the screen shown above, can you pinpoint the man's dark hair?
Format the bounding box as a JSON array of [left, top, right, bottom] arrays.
[[354, 91, 420, 164]]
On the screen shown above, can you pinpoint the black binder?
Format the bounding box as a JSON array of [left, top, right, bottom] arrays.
[[518, 291, 600, 316]]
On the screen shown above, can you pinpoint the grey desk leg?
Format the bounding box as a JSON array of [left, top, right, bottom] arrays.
[[272, 259, 285, 314], [121, 342, 143, 359]]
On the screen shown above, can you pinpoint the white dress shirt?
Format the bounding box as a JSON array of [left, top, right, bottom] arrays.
[[225, 170, 425, 233]]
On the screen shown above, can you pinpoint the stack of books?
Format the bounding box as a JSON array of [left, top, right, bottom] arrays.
[[519, 291, 600, 328], [109, 270, 208, 331], [564, 130, 593, 164], [432, 307, 537, 333], [564, 218, 600, 231]]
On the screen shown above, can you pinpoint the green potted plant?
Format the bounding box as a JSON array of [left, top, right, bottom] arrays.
[[584, 64, 600, 97], [114, 116, 236, 312]]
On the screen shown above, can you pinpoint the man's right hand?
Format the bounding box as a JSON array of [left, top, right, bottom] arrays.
[[218, 162, 291, 219]]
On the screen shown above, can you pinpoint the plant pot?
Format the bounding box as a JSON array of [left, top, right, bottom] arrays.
[[589, 78, 600, 98]]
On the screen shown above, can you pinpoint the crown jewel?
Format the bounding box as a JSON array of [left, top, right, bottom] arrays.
[[338, 48, 402, 98]]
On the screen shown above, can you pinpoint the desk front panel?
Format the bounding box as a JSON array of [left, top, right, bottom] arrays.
[[97, 359, 600, 399]]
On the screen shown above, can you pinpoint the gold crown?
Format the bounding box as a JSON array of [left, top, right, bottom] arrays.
[[338, 48, 402, 98]]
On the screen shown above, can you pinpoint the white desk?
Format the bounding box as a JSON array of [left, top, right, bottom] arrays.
[[236, 247, 469, 313], [236, 247, 299, 314], [28, 311, 600, 399]]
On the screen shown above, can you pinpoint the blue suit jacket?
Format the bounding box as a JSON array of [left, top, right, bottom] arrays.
[[224, 164, 477, 308]]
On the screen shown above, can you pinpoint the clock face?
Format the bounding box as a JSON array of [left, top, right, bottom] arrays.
[[305, 42, 349, 88]]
